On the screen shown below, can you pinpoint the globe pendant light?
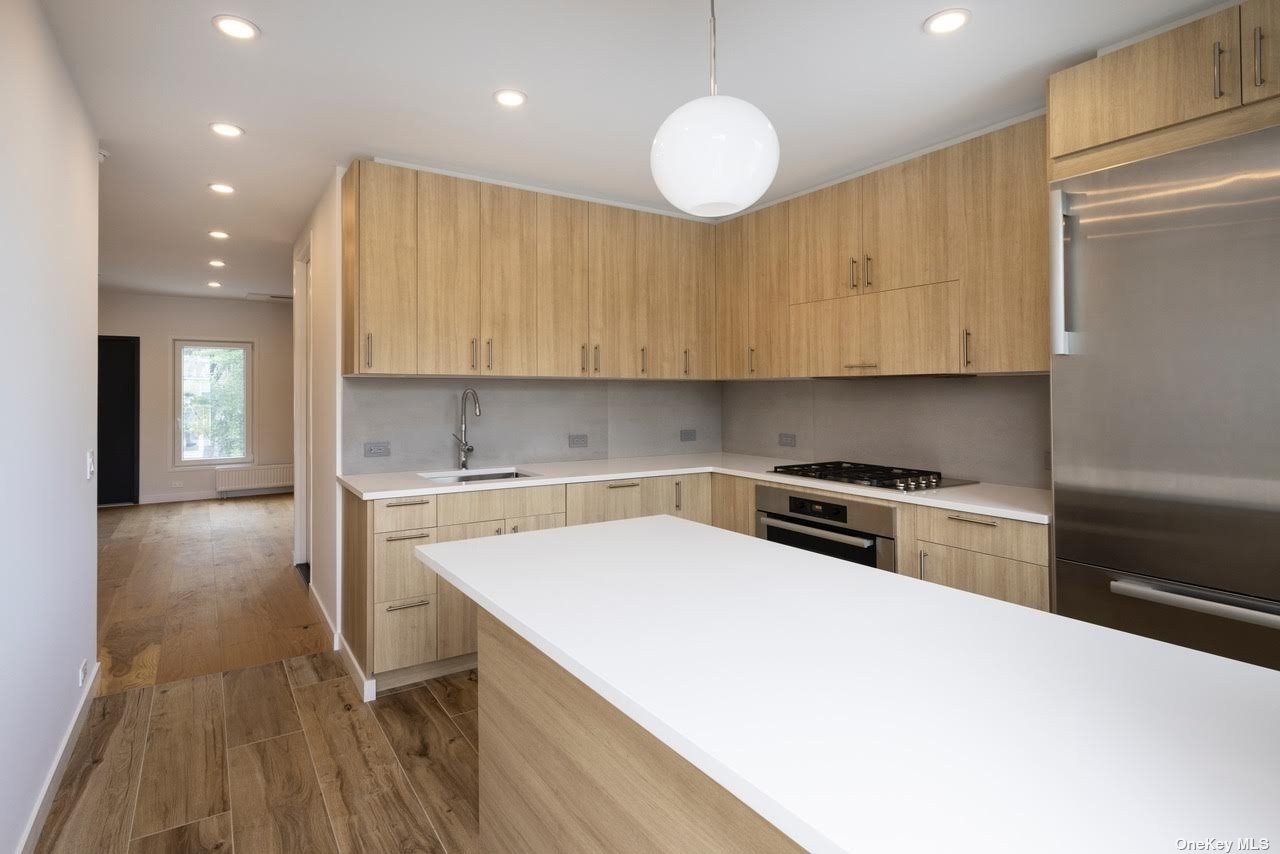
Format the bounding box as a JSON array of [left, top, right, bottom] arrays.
[[651, 0, 779, 217]]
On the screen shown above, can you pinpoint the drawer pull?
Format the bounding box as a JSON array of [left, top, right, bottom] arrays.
[[946, 515, 999, 528], [607, 481, 641, 489], [384, 532, 433, 543], [386, 599, 431, 612], [386, 498, 432, 508]]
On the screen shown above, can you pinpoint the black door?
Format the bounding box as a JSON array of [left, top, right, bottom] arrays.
[[98, 336, 140, 505]]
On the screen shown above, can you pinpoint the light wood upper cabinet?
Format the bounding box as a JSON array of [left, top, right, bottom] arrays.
[[862, 148, 961, 295], [588, 203, 643, 378], [715, 215, 750, 380], [1047, 7, 1242, 158], [343, 161, 418, 375], [789, 296, 877, 377], [638, 213, 716, 379], [1243, 0, 1280, 104], [958, 118, 1049, 374], [535, 194, 590, 377], [789, 178, 863, 304], [417, 172, 481, 375], [868, 280, 961, 376], [744, 202, 791, 377], [480, 183, 539, 376]]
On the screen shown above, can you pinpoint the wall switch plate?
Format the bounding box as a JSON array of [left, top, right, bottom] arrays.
[[568, 434, 588, 448], [364, 441, 391, 458], [171, 480, 183, 488], [78, 659, 88, 687], [680, 429, 697, 442], [778, 433, 797, 448], [85, 450, 95, 480]]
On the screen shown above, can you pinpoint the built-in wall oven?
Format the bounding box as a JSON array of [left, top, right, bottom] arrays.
[[755, 485, 896, 571]]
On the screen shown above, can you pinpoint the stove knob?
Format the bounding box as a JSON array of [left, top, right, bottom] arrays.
[[895, 481, 907, 491]]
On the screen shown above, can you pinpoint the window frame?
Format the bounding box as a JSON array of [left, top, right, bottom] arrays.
[[172, 339, 255, 468]]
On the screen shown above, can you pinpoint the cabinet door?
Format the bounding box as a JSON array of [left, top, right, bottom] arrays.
[[505, 513, 566, 534], [642, 474, 711, 523], [863, 149, 961, 296], [867, 281, 960, 376], [1047, 7, 1242, 157], [588, 204, 642, 378], [536, 194, 590, 377], [354, 161, 418, 375], [789, 296, 878, 377], [638, 214, 716, 379], [480, 183, 538, 376], [789, 178, 862, 304], [745, 202, 791, 377], [919, 541, 1050, 611], [373, 595, 437, 673], [435, 521, 506, 659], [373, 528, 437, 603], [565, 479, 646, 525], [711, 475, 759, 536], [715, 215, 750, 379], [959, 118, 1049, 374], [417, 172, 481, 375], [1243, 0, 1280, 104]]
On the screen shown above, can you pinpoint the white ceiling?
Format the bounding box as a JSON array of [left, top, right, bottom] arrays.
[[42, 0, 1218, 299]]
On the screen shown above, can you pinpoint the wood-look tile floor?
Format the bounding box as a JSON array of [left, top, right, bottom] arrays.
[[35, 654, 482, 853], [96, 495, 331, 696]]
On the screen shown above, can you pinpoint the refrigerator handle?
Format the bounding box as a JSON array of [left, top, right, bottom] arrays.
[[1110, 580, 1280, 631], [1049, 189, 1070, 356]]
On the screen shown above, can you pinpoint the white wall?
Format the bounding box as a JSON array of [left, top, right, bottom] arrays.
[[295, 170, 343, 641], [0, 0, 100, 848], [98, 291, 294, 503]]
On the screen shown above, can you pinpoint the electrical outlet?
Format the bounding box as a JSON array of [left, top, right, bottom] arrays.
[[568, 434, 588, 448], [171, 480, 184, 488], [364, 441, 391, 458], [680, 429, 697, 442], [778, 432, 797, 448], [78, 659, 88, 688]]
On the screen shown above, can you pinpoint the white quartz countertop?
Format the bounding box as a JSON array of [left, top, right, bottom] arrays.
[[340, 452, 1052, 523], [416, 516, 1280, 853]]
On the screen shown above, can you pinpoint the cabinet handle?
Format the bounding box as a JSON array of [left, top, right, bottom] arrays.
[[864, 255, 873, 289], [963, 329, 972, 368], [385, 498, 432, 508], [365, 333, 373, 368], [683, 349, 690, 376], [675, 480, 682, 510], [594, 344, 601, 373], [471, 338, 478, 370], [486, 339, 494, 370], [1213, 40, 1224, 99], [1256, 26, 1266, 87], [494, 526, 503, 535], [946, 514, 999, 528], [607, 481, 640, 489], [849, 257, 858, 290], [919, 549, 928, 578], [581, 344, 588, 373], [384, 532, 433, 542], [386, 599, 431, 612], [511, 524, 519, 533], [748, 347, 755, 374], [842, 363, 878, 369], [641, 346, 647, 374]]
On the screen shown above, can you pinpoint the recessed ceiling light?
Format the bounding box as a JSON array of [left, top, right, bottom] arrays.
[[494, 89, 527, 108], [923, 8, 970, 34], [212, 15, 259, 40], [208, 183, 235, 194], [210, 122, 244, 138], [207, 281, 222, 288], [209, 259, 226, 268], [209, 230, 229, 239]]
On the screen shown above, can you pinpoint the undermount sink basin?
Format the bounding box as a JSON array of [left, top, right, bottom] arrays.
[[418, 467, 529, 485]]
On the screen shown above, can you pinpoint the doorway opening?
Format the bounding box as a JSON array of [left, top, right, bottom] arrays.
[[97, 335, 139, 506]]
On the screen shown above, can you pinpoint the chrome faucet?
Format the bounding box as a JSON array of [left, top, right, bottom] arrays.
[[453, 388, 482, 469]]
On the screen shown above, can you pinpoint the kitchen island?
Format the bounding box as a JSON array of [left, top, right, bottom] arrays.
[[416, 516, 1280, 853]]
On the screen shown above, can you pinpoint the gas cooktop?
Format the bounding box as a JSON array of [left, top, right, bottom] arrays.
[[771, 461, 976, 492]]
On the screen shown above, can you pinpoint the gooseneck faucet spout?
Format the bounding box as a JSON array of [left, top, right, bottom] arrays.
[[454, 388, 482, 469]]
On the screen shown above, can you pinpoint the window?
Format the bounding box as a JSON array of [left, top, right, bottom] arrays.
[[174, 340, 252, 466]]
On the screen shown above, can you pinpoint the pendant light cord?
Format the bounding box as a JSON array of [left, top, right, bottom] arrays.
[[709, 0, 718, 96]]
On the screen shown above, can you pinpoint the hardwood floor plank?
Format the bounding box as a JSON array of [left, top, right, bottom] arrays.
[[424, 669, 478, 716], [132, 674, 229, 838], [34, 687, 152, 854], [129, 813, 232, 854], [155, 598, 223, 685], [453, 710, 479, 752], [223, 661, 301, 748], [293, 677, 444, 852], [372, 686, 480, 854], [284, 650, 347, 688], [228, 732, 338, 854], [98, 616, 163, 697]]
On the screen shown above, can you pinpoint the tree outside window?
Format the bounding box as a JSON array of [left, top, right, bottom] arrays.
[[175, 342, 251, 464]]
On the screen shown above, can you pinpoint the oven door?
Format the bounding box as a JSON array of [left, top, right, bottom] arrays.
[[757, 512, 895, 571]]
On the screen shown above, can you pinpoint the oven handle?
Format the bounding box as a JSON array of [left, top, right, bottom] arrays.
[[1109, 580, 1280, 630], [761, 516, 875, 549]]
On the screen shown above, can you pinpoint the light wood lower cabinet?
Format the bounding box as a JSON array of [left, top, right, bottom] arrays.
[[918, 541, 1050, 611], [374, 595, 438, 673], [641, 475, 711, 523], [373, 528, 437, 602], [436, 520, 507, 660], [566, 475, 712, 525], [506, 513, 566, 534], [711, 474, 762, 536]]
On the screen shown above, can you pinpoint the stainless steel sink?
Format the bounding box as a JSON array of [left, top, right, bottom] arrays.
[[418, 468, 529, 485]]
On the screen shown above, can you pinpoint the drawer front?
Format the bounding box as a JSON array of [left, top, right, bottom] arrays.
[[919, 542, 1050, 611], [506, 513, 565, 534], [437, 490, 506, 526], [373, 496, 437, 533], [374, 528, 437, 603], [373, 594, 438, 673], [503, 484, 566, 518], [919, 507, 1048, 565], [436, 519, 507, 543], [566, 479, 647, 525]]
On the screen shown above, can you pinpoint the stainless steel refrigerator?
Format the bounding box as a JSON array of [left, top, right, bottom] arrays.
[[1050, 123, 1280, 670]]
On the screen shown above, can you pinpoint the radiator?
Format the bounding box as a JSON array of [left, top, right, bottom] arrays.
[[214, 463, 294, 493]]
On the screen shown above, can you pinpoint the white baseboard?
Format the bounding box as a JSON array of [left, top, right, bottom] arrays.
[[19, 662, 101, 854], [339, 635, 376, 702], [307, 583, 340, 650]]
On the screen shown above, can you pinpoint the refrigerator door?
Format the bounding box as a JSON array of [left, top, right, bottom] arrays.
[[1051, 124, 1280, 605]]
